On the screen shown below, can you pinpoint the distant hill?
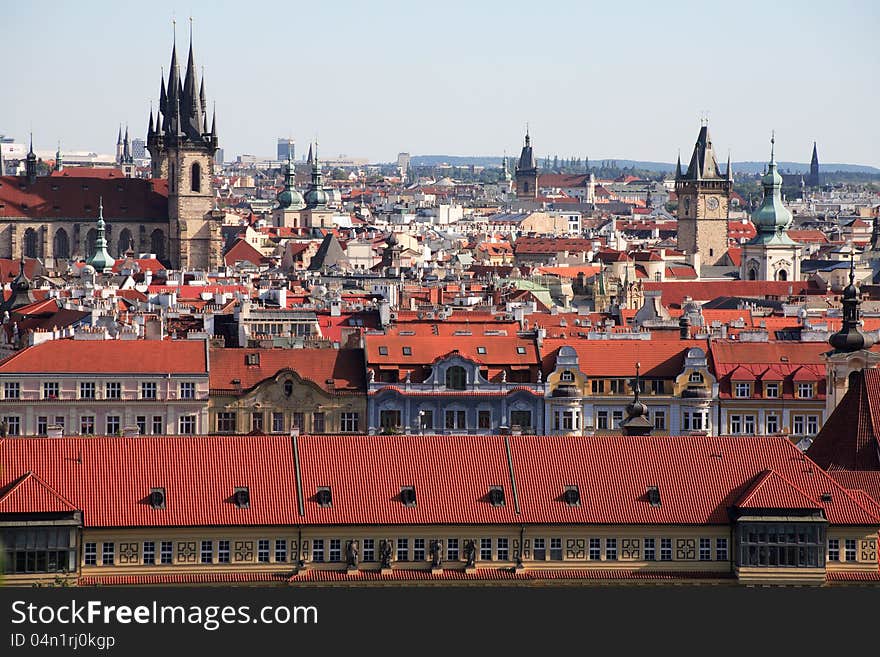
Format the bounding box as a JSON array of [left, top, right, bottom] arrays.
[[410, 155, 880, 175]]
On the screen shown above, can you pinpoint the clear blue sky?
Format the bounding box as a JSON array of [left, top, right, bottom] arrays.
[[6, 0, 879, 166]]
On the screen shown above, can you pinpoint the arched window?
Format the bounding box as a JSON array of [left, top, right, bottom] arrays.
[[284, 380, 294, 397], [23, 228, 39, 259], [117, 228, 133, 257], [169, 163, 175, 193], [776, 269, 788, 281], [445, 366, 467, 390], [191, 162, 201, 193], [53, 228, 70, 260], [748, 268, 757, 281], [683, 198, 690, 215], [150, 229, 166, 261], [85, 228, 97, 258]]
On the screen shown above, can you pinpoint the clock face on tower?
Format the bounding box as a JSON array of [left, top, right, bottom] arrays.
[[706, 196, 719, 210]]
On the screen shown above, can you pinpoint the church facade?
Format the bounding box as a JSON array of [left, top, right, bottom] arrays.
[[0, 34, 221, 272]]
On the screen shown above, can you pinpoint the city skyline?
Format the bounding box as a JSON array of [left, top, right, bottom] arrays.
[[6, 0, 880, 166]]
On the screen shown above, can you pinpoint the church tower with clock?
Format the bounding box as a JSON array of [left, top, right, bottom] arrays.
[[675, 122, 733, 266]]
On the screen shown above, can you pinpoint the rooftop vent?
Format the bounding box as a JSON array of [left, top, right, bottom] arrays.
[[820, 492, 832, 502], [400, 486, 417, 507], [563, 485, 581, 506], [233, 486, 250, 509], [149, 487, 166, 509], [488, 486, 505, 507], [316, 486, 332, 507], [646, 486, 661, 507]]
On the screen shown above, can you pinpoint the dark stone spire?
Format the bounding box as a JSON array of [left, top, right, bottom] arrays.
[[0, 256, 33, 313], [117, 125, 123, 146], [682, 123, 723, 180], [621, 363, 653, 436], [807, 141, 821, 187], [123, 124, 131, 161], [675, 150, 682, 179], [829, 253, 875, 353], [159, 69, 167, 117], [517, 126, 537, 171], [181, 20, 204, 140], [25, 132, 37, 184]]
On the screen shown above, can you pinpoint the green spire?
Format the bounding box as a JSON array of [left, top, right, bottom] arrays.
[[748, 132, 794, 245], [86, 197, 116, 273]]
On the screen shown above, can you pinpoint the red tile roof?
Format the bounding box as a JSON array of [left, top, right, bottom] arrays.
[[514, 237, 594, 255], [0, 338, 208, 374], [735, 469, 822, 510], [0, 471, 78, 514], [224, 238, 270, 267], [209, 347, 365, 393], [642, 280, 825, 307], [828, 471, 880, 507], [0, 175, 168, 219], [540, 339, 701, 378]]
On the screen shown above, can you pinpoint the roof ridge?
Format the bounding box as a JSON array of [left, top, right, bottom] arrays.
[[735, 467, 822, 510], [0, 470, 79, 512]]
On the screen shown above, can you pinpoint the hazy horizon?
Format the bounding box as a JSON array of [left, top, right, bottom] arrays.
[[7, 0, 879, 167]]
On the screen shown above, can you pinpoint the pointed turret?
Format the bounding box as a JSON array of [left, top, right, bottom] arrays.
[[211, 104, 217, 136], [726, 151, 733, 181], [306, 143, 314, 165], [159, 71, 167, 118], [808, 140, 821, 187], [86, 197, 116, 274], [675, 151, 682, 179], [181, 22, 204, 139], [25, 133, 37, 184], [123, 124, 131, 162], [304, 142, 328, 209], [55, 142, 63, 172], [117, 125, 123, 146], [148, 107, 155, 138], [199, 74, 207, 117], [682, 123, 723, 180]]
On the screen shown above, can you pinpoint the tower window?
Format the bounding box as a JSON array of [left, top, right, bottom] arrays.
[[169, 163, 175, 193], [191, 162, 201, 193]]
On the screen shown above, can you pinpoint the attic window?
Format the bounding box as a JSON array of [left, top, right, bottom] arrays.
[[646, 486, 661, 507], [563, 485, 581, 506], [245, 353, 260, 366], [488, 486, 505, 507], [402, 346, 412, 356], [51, 184, 59, 191], [81, 184, 89, 191], [400, 486, 416, 507], [516, 346, 527, 354], [233, 486, 250, 508], [477, 346, 487, 355], [149, 487, 166, 509], [820, 492, 832, 502], [315, 487, 332, 507], [378, 346, 388, 355]]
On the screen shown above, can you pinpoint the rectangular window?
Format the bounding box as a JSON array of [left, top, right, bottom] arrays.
[[596, 411, 609, 430], [292, 412, 304, 430], [267, 412, 281, 433], [141, 382, 157, 399], [591, 380, 605, 394], [84, 542, 97, 566], [413, 538, 426, 561], [766, 414, 779, 434], [4, 416, 20, 436], [106, 415, 121, 435], [251, 412, 264, 433], [445, 409, 467, 430], [510, 410, 532, 432], [275, 539, 288, 563], [217, 412, 236, 433], [160, 541, 173, 565], [152, 416, 163, 435], [480, 538, 492, 561], [362, 539, 375, 563], [312, 412, 325, 433], [79, 382, 95, 399], [79, 415, 95, 435], [652, 379, 665, 394], [178, 415, 196, 434], [644, 538, 656, 561], [660, 538, 672, 561], [258, 539, 270, 563], [396, 538, 409, 562], [550, 538, 563, 560], [699, 538, 712, 561], [497, 537, 509, 561], [735, 382, 751, 398], [402, 346, 412, 355], [743, 415, 756, 434], [136, 416, 147, 434], [54, 415, 65, 431], [807, 416, 819, 435], [764, 382, 780, 398], [341, 412, 359, 432], [179, 382, 196, 399], [105, 382, 121, 400], [560, 370, 574, 382], [218, 540, 230, 564], [798, 383, 814, 399], [716, 538, 728, 561], [828, 538, 839, 562], [379, 410, 401, 431], [447, 538, 459, 561], [606, 538, 618, 561], [37, 416, 48, 435], [534, 538, 546, 561], [143, 541, 155, 565], [419, 409, 433, 430], [43, 382, 59, 399], [689, 371, 704, 384], [4, 382, 20, 399], [201, 540, 213, 564], [102, 542, 115, 566], [478, 410, 491, 429], [378, 346, 388, 355], [845, 539, 856, 562], [653, 410, 666, 430], [793, 415, 805, 435], [610, 379, 626, 394], [589, 538, 601, 560], [329, 539, 341, 563], [312, 539, 325, 563], [730, 415, 742, 434], [612, 410, 624, 429]]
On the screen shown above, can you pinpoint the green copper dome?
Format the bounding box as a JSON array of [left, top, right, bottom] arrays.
[[750, 135, 793, 243], [86, 198, 116, 273], [277, 158, 305, 210]]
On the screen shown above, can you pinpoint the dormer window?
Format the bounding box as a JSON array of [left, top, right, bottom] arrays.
[[245, 353, 260, 366], [765, 382, 780, 398], [233, 487, 250, 509], [283, 379, 294, 397], [316, 487, 332, 507], [488, 486, 505, 507], [646, 486, 661, 507], [560, 370, 574, 382], [563, 485, 581, 506], [400, 486, 416, 507], [688, 371, 703, 384], [734, 382, 751, 398], [149, 487, 166, 509], [445, 366, 466, 390]]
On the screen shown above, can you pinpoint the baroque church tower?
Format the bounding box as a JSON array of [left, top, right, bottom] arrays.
[[146, 25, 222, 271], [675, 123, 733, 266]]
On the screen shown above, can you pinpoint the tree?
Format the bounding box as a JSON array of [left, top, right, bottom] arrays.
[[331, 168, 347, 180]]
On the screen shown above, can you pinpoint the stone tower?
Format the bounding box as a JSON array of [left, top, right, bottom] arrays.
[[806, 141, 821, 187], [146, 26, 222, 271], [675, 123, 732, 266], [515, 129, 538, 199]]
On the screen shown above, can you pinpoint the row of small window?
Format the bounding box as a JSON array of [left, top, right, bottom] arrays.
[[216, 412, 361, 434], [729, 414, 819, 436], [84, 540, 291, 566], [1, 381, 199, 401], [733, 382, 815, 399], [589, 378, 671, 395], [2, 415, 196, 437], [595, 409, 671, 431], [379, 409, 534, 431], [246, 323, 315, 338]]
